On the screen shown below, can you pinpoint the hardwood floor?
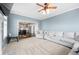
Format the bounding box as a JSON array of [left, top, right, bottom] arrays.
[[3, 37, 71, 55]]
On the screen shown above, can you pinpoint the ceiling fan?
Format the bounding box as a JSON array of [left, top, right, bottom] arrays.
[[36, 3, 57, 14]]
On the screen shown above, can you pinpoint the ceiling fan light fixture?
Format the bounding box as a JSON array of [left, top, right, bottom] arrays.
[[36, 3, 57, 14]]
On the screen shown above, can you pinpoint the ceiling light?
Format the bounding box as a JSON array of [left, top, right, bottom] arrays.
[[36, 3, 57, 14]]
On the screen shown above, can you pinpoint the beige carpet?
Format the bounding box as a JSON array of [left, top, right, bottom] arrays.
[[2, 37, 71, 55]]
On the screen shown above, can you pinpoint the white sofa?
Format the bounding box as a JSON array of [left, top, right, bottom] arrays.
[[61, 32, 76, 47], [35, 30, 44, 39], [44, 32, 75, 48], [36, 31, 79, 48], [69, 42, 79, 55], [74, 32, 79, 42]]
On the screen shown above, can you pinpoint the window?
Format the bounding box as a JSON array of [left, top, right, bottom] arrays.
[[3, 16, 7, 40]]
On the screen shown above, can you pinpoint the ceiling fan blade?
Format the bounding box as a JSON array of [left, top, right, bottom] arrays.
[[48, 6, 57, 9], [36, 3, 44, 7], [38, 9, 44, 12]]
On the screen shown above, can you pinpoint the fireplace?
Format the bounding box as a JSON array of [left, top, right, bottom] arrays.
[[18, 22, 35, 39]]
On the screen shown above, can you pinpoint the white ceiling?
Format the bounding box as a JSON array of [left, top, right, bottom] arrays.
[[10, 3, 79, 20]]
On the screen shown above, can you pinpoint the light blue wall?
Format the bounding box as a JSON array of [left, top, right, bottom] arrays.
[[40, 8, 79, 32], [8, 8, 79, 37], [8, 14, 39, 37]]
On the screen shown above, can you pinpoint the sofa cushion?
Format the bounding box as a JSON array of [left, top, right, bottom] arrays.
[[56, 32, 63, 37], [75, 32, 79, 42], [47, 32, 56, 37], [64, 32, 74, 39], [61, 38, 75, 44]]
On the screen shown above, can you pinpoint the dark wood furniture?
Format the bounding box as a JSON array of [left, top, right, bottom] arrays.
[[7, 36, 19, 44]]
